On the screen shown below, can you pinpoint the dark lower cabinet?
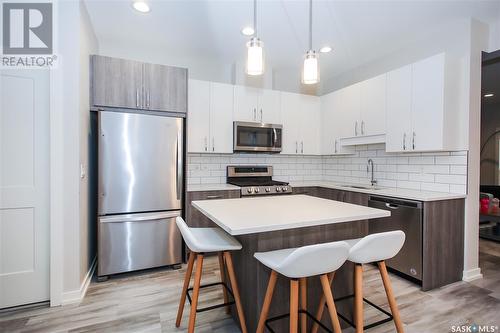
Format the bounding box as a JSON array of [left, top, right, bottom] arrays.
[[185, 189, 240, 227], [293, 186, 465, 290]]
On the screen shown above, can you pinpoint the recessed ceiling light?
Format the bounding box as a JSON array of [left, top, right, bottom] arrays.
[[320, 46, 332, 53], [241, 26, 255, 36], [133, 1, 150, 13], [484, 93, 494, 98]]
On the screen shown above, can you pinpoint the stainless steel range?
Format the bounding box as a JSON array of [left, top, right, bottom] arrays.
[[227, 166, 292, 196]]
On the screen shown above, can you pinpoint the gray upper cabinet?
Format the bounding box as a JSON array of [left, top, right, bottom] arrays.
[[92, 56, 143, 109], [144, 64, 187, 113], [91, 55, 187, 113]]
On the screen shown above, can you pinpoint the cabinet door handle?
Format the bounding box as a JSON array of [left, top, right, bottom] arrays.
[[204, 137, 208, 151], [361, 121, 365, 135], [136, 89, 139, 108], [147, 91, 150, 108], [355, 121, 358, 136], [206, 195, 223, 199], [301, 141, 304, 154], [334, 140, 338, 153], [295, 141, 298, 154], [403, 133, 406, 150], [412, 132, 416, 150], [212, 137, 215, 152], [253, 108, 256, 121], [260, 109, 263, 123]]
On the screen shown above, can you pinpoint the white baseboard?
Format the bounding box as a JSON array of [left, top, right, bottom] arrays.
[[462, 267, 483, 282], [60, 257, 96, 306]]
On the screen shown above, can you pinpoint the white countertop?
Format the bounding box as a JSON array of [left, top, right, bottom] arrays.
[[192, 194, 390, 235], [187, 181, 466, 201], [288, 181, 467, 201], [187, 183, 241, 192]]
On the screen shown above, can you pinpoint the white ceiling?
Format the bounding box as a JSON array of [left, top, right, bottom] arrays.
[[85, 0, 500, 83]]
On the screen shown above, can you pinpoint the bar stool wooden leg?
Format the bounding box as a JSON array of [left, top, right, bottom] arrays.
[[311, 272, 335, 333], [378, 261, 404, 333], [299, 278, 307, 333], [320, 274, 342, 333], [354, 264, 364, 333], [176, 251, 196, 327], [218, 252, 230, 314], [256, 270, 278, 333], [290, 279, 299, 333], [224, 251, 248, 333], [188, 254, 204, 333]]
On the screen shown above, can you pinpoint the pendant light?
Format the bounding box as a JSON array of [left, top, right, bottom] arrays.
[[246, 0, 264, 76], [302, 0, 319, 84]]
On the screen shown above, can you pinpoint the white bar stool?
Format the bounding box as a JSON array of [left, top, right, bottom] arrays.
[[254, 241, 350, 333], [175, 217, 247, 333], [312, 230, 406, 333]]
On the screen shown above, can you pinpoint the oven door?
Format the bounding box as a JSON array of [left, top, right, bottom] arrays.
[[233, 122, 282, 152]]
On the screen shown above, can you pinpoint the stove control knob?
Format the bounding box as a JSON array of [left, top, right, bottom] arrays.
[[265, 187, 271, 192], [276, 187, 281, 192], [283, 187, 288, 192], [255, 188, 260, 193], [247, 187, 254, 194]]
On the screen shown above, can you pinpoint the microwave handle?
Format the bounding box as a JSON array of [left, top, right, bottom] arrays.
[[273, 128, 277, 146]]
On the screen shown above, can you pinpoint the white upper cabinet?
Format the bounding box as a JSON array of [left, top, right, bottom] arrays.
[[385, 53, 458, 152], [280, 92, 320, 155], [360, 74, 386, 136], [339, 84, 362, 138], [234, 85, 281, 124], [386, 65, 412, 152], [321, 90, 354, 155], [233, 85, 260, 122], [259, 89, 281, 124], [281, 92, 301, 154], [188, 79, 210, 153], [187, 79, 234, 153], [411, 53, 445, 151], [209, 82, 234, 153]]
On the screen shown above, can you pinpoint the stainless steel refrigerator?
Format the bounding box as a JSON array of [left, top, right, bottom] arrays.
[[97, 111, 183, 278]]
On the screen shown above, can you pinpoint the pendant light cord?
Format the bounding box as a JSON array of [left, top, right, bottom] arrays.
[[254, 0, 257, 36], [309, 0, 312, 51]]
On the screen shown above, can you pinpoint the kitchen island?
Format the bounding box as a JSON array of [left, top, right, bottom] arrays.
[[192, 194, 390, 332]]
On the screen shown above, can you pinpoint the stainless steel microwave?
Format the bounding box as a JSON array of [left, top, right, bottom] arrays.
[[233, 121, 282, 153]]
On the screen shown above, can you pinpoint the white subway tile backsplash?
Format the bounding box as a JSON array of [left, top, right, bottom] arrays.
[[187, 146, 468, 195]]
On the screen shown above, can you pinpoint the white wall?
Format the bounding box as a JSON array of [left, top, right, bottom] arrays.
[[79, 1, 99, 285], [50, 0, 99, 305], [488, 10, 500, 52]]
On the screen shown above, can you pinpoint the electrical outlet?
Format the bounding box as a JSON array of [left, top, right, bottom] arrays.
[[80, 164, 86, 179]]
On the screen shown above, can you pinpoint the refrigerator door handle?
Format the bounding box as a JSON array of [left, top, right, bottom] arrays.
[[99, 211, 181, 223], [176, 130, 183, 200]]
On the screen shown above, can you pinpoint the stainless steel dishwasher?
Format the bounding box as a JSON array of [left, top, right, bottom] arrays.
[[368, 196, 423, 281]]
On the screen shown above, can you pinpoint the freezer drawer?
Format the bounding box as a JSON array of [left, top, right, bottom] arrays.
[[368, 196, 423, 281], [98, 211, 182, 276]]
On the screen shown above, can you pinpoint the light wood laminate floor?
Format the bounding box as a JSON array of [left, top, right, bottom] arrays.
[[1, 240, 500, 333]]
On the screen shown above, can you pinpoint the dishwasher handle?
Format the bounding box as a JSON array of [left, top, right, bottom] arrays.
[[385, 203, 400, 210]]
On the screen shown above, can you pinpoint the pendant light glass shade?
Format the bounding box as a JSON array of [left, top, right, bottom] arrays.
[[246, 37, 264, 76], [302, 50, 319, 84]]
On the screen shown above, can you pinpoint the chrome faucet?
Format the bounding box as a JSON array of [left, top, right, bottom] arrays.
[[367, 159, 377, 186]]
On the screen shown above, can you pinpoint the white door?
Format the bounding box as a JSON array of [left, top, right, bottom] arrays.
[[386, 65, 412, 152], [233, 85, 259, 122], [187, 80, 210, 153], [411, 53, 445, 151], [321, 92, 336, 155], [281, 92, 300, 154], [210, 82, 234, 153], [258, 89, 281, 124], [360, 74, 386, 136], [0, 69, 50, 308]]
